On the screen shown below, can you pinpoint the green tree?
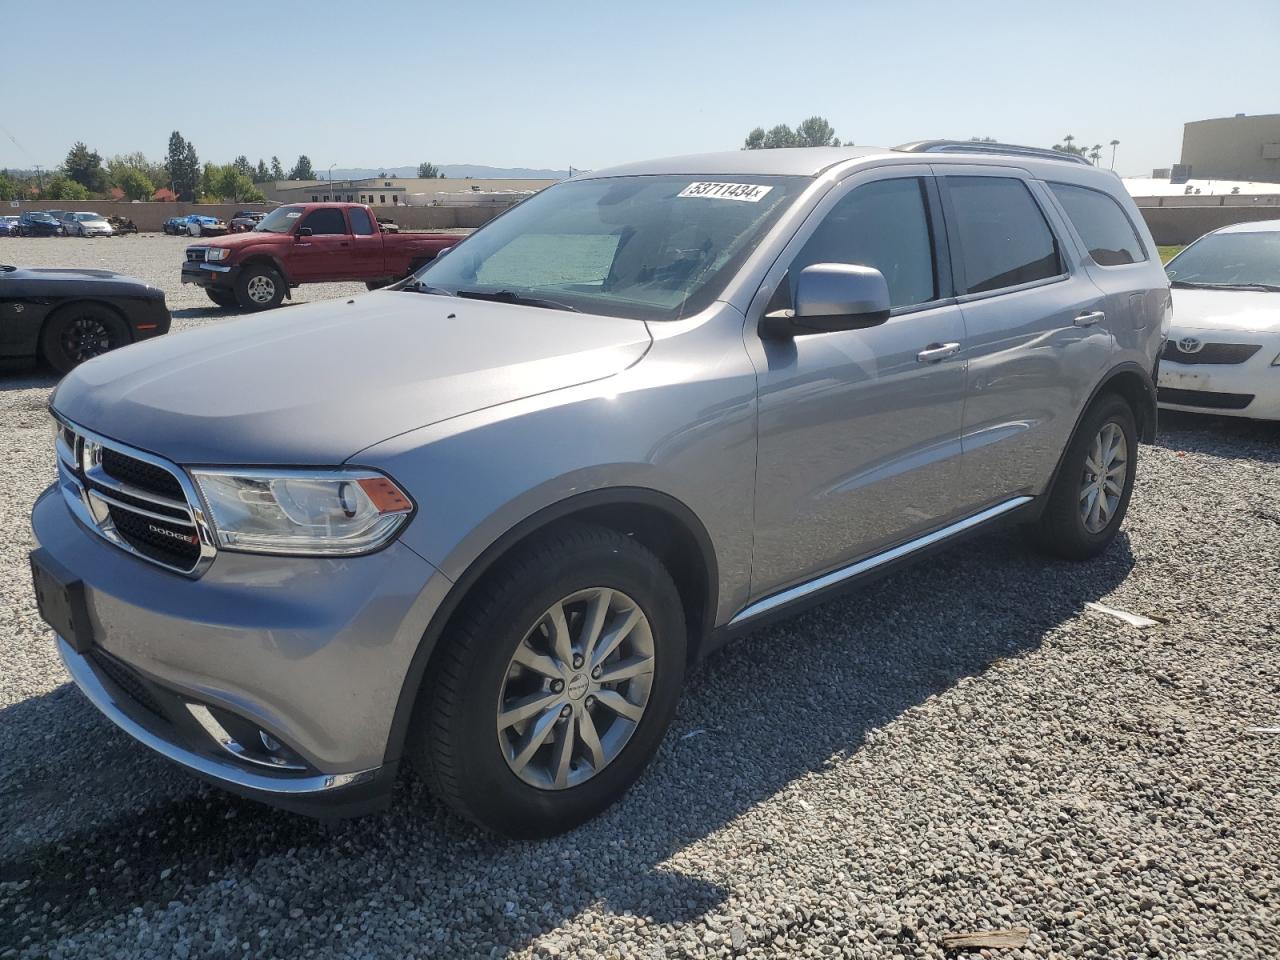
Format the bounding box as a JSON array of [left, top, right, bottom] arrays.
[[743, 127, 766, 150], [64, 141, 105, 192], [115, 166, 153, 201], [763, 124, 796, 149], [270, 156, 285, 180], [289, 155, 316, 180], [0, 170, 19, 200], [253, 158, 270, 183], [1052, 133, 1087, 157], [794, 116, 839, 147], [1088, 144, 1103, 165], [166, 131, 200, 201], [107, 152, 166, 189], [417, 162, 443, 178], [200, 163, 264, 202], [43, 175, 90, 201]]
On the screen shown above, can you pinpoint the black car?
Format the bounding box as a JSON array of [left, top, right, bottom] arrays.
[[16, 212, 65, 237], [0, 264, 170, 373], [162, 216, 188, 235]]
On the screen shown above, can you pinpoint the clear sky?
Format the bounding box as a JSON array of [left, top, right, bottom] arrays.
[[3, 0, 1277, 178]]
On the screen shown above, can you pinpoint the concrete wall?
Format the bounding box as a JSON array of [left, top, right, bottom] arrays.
[[5, 200, 506, 233], [1181, 114, 1280, 184], [1138, 205, 1280, 245], [261, 177, 556, 204]]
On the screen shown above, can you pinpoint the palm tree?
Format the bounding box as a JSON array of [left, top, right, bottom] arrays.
[[1109, 139, 1120, 170], [1089, 144, 1103, 165]]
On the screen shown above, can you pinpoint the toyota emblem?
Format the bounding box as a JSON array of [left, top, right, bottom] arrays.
[[1177, 336, 1204, 354]]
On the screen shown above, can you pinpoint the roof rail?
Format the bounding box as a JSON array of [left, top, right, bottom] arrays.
[[894, 139, 1094, 166]]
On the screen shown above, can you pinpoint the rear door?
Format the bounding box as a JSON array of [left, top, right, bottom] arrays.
[[934, 166, 1112, 506], [346, 207, 386, 280], [290, 207, 354, 281], [746, 167, 970, 601]]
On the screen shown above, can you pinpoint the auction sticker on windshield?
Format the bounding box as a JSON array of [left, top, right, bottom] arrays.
[[677, 182, 774, 202]]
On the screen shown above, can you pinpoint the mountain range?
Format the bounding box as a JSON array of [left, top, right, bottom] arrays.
[[328, 164, 571, 180]]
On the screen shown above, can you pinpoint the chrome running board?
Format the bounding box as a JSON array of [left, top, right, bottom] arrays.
[[729, 496, 1034, 626]]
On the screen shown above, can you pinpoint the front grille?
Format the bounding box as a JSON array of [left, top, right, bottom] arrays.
[[89, 650, 168, 720], [1162, 341, 1262, 365], [53, 415, 214, 577], [102, 447, 186, 501], [1158, 387, 1255, 410], [185, 247, 206, 263]]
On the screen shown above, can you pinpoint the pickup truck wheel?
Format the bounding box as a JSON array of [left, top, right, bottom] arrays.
[[40, 303, 130, 375], [235, 266, 285, 311], [1027, 393, 1137, 560], [205, 289, 236, 309], [412, 523, 686, 838]]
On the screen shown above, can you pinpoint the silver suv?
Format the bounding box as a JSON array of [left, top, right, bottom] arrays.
[[30, 142, 1168, 836]]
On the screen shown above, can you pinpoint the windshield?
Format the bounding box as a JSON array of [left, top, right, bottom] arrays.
[[412, 174, 808, 320], [1166, 231, 1280, 288], [74, 213, 100, 221], [254, 206, 304, 233]]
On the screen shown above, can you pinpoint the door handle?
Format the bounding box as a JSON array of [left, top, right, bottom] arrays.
[[916, 342, 960, 363], [1074, 310, 1105, 327]]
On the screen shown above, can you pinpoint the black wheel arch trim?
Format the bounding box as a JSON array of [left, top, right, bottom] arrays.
[[381, 486, 719, 766]]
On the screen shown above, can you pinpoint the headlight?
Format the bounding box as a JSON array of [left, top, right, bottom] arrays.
[[190, 468, 413, 556], [205, 247, 230, 261]]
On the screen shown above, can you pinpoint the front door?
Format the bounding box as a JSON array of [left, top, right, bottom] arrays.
[[746, 170, 969, 603], [290, 207, 354, 282]]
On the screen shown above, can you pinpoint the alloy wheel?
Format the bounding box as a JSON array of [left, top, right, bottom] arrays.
[[1079, 420, 1127, 534], [60, 315, 114, 364], [496, 587, 655, 790], [246, 275, 276, 304]]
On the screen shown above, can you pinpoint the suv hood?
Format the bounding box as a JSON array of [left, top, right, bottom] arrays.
[[1170, 288, 1280, 334], [52, 293, 652, 465]]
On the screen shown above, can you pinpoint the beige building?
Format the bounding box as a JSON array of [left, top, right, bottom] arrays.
[[1180, 113, 1280, 184], [259, 177, 559, 206]]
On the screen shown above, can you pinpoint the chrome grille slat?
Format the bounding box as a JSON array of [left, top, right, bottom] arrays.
[[50, 413, 217, 577]]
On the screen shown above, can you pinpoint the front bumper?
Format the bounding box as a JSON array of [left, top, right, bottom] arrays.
[[181, 260, 237, 289], [1157, 329, 1280, 420], [31, 484, 452, 815]]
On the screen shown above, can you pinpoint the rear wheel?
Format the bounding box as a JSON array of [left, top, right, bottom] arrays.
[[1027, 393, 1137, 560], [412, 523, 687, 837], [234, 265, 285, 311], [40, 303, 130, 375]]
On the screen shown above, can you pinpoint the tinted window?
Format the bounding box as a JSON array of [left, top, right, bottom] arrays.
[[947, 177, 1061, 294], [301, 208, 347, 235], [1049, 182, 1146, 266], [788, 178, 937, 309], [349, 207, 374, 235], [1165, 230, 1280, 287]]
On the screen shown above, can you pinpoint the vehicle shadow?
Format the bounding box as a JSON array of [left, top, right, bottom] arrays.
[[0, 526, 1137, 954], [0, 363, 58, 392]]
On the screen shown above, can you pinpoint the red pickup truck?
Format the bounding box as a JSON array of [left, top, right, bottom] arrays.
[[180, 202, 462, 310]]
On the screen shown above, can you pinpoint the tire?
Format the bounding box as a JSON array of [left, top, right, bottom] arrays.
[[40, 303, 130, 375], [412, 523, 687, 837], [205, 289, 236, 308], [234, 265, 285, 311], [1027, 392, 1138, 560]]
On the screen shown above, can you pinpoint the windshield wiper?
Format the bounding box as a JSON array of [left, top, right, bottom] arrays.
[[454, 289, 580, 312], [400, 279, 454, 295], [1171, 279, 1280, 292]]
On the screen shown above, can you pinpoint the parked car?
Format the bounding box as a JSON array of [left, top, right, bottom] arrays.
[[229, 210, 266, 233], [0, 262, 170, 373], [32, 142, 1166, 837], [180, 202, 460, 309], [163, 216, 189, 236], [376, 216, 400, 234], [185, 215, 228, 237], [65, 212, 115, 238], [1159, 219, 1280, 420], [55, 211, 80, 232], [16, 212, 64, 237], [107, 215, 139, 235], [0, 216, 20, 236]]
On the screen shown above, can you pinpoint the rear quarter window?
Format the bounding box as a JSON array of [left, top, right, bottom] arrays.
[[1049, 182, 1147, 266]]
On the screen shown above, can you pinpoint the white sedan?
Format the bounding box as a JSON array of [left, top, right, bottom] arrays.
[[66, 212, 115, 238], [1160, 220, 1280, 420]]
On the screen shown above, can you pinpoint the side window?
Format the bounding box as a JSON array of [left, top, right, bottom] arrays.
[[788, 177, 937, 309], [301, 208, 348, 235], [946, 176, 1062, 294], [1048, 182, 1146, 266], [349, 207, 375, 235]]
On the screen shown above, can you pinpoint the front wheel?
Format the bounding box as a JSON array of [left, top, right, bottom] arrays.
[[412, 523, 687, 837], [205, 289, 236, 308], [234, 265, 285, 311], [1027, 393, 1137, 560], [40, 304, 130, 375]]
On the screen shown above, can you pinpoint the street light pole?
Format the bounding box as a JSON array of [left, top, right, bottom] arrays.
[[328, 164, 336, 200]]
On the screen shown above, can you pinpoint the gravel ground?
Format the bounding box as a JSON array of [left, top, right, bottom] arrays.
[[1, 236, 1278, 958]]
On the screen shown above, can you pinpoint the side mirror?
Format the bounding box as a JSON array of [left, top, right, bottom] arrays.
[[296, 226, 313, 238], [759, 263, 891, 338]]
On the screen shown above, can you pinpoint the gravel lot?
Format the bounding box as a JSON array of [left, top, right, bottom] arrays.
[[1, 236, 1278, 959]]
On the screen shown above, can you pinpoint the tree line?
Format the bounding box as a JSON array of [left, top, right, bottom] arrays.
[[0, 133, 332, 203]]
